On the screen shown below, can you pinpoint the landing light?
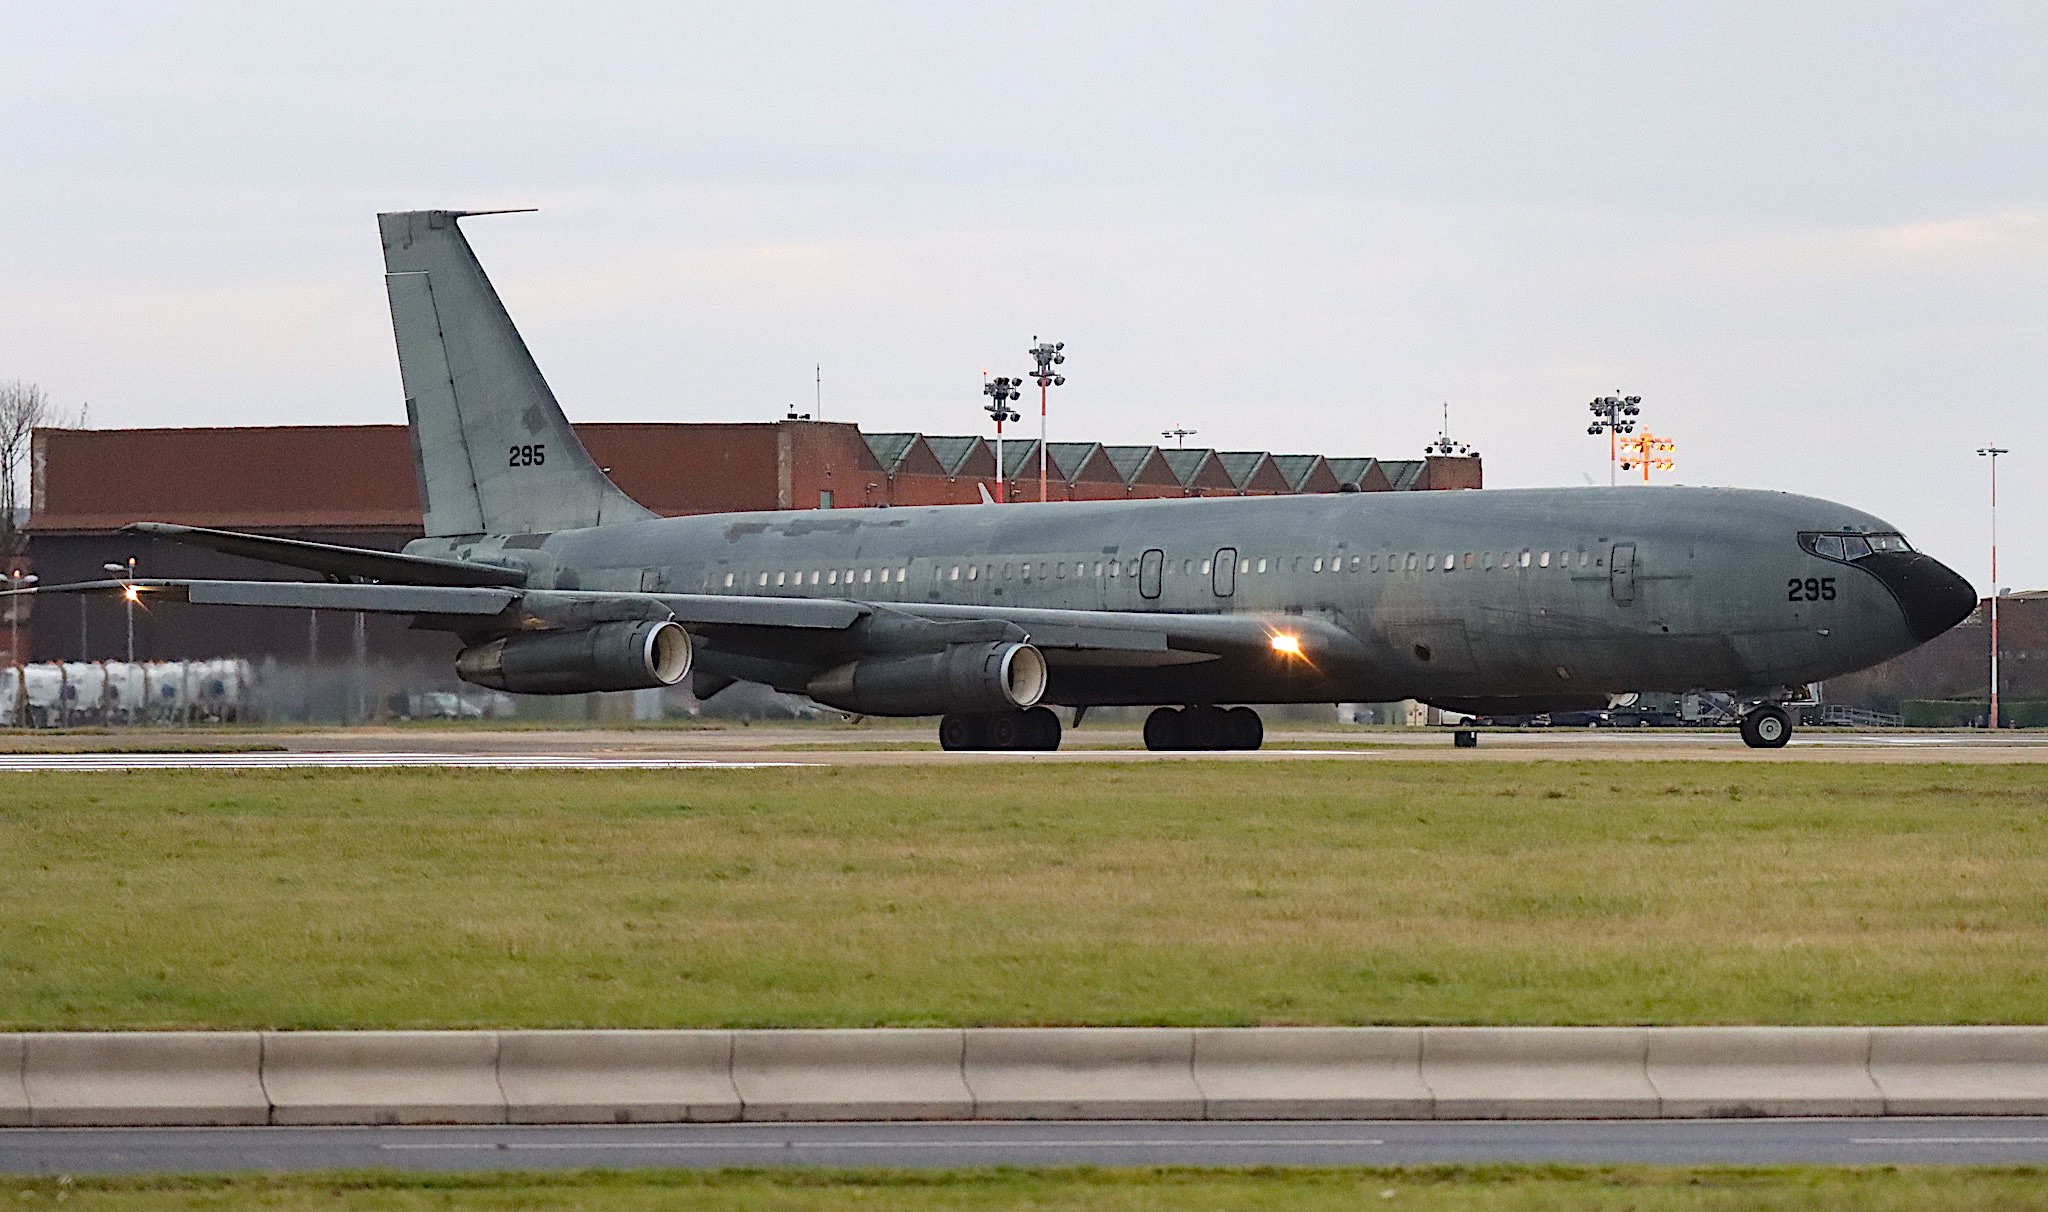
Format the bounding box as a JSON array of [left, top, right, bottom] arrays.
[[1269, 633, 1303, 657], [123, 585, 141, 603]]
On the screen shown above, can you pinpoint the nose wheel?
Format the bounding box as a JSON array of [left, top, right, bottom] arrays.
[[1739, 704, 1792, 749]]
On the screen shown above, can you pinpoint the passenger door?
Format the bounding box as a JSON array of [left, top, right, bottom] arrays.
[[1213, 547, 1237, 598], [1139, 548, 1164, 600], [1610, 542, 1638, 606]]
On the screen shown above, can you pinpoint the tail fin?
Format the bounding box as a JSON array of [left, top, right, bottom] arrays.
[[378, 209, 653, 537]]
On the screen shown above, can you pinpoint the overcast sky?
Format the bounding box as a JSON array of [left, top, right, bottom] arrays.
[[4, 2, 2043, 588]]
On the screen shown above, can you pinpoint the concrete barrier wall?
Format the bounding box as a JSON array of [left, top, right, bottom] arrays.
[[1869, 1027, 2048, 1115], [0, 1036, 29, 1128], [4, 1028, 2047, 1125], [1427, 1027, 1656, 1119], [264, 1031, 503, 1125], [500, 1030, 739, 1124], [733, 1029, 971, 1120], [1646, 1027, 1883, 1118], [23, 1032, 266, 1127], [1194, 1027, 1428, 1119], [965, 1028, 1203, 1119]]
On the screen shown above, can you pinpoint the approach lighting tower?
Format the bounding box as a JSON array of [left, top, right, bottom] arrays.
[[1028, 337, 1066, 501], [1162, 427, 1198, 448], [1977, 445, 2009, 728], [1587, 392, 1642, 486], [1618, 432, 1675, 482], [982, 375, 1024, 503]]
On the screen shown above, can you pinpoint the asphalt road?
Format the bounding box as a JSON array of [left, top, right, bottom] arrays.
[[7, 1119, 2048, 1174]]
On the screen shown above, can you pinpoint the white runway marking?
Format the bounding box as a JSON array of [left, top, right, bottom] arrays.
[[1853, 1136, 2048, 1145], [379, 1137, 1385, 1151], [0, 753, 814, 772]]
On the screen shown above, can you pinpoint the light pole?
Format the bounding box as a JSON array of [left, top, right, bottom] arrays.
[[1427, 403, 1479, 460], [1586, 392, 1642, 486], [982, 375, 1023, 503], [6, 569, 35, 727], [1028, 338, 1066, 501], [1977, 446, 2008, 728], [101, 557, 136, 662], [1618, 432, 1676, 482]]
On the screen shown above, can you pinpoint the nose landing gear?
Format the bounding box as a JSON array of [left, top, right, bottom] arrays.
[[1142, 705, 1265, 751]]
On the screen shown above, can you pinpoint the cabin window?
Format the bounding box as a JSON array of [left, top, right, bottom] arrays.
[[1312, 557, 1324, 573], [811, 570, 823, 585], [1240, 558, 1252, 574], [1256, 557, 1268, 574], [948, 566, 960, 581], [1106, 561, 1117, 578], [1368, 555, 1379, 572], [967, 565, 979, 581], [860, 569, 872, 584], [1199, 559, 1211, 575], [1183, 558, 1195, 576], [845, 569, 855, 583], [1462, 553, 1474, 569], [1481, 552, 1494, 569], [1579, 551, 1591, 568], [1022, 563, 1034, 581], [897, 567, 909, 582], [723, 572, 735, 588], [1003, 562, 1014, 580], [776, 571, 787, 586], [827, 570, 839, 585], [1330, 552, 1342, 570], [1425, 554, 1437, 571], [1129, 559, 1142, 576], [757, 572, 769, 587], [1519, 550, 1532, 568], [1538, 551, 1551, 568]]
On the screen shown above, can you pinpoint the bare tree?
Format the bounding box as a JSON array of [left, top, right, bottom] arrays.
[[2, 380, 86, 564]]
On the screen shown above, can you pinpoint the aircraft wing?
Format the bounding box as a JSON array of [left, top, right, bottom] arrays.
[[6, 579, 1353, 669], [126, 522, 529, 587]]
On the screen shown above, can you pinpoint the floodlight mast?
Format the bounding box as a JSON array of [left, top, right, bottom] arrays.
[[1162, 427, 1198, 448], [982, 374, 1023, 503], [1029, 337, 1066, 501], [1977, 445, 2009, 728], [1586, 392, 1643, 486]]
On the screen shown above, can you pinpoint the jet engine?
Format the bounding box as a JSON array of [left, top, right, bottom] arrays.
[[456, 619, 692, 694], [805, 641, 1046, 716]]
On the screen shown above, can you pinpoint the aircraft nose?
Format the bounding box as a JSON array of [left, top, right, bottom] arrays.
[[1861, 551, 1979, 642]]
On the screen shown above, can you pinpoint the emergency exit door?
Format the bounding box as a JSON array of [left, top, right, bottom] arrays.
[[1139, 548, 1164, 599], [1213, 547, 1237, 597]]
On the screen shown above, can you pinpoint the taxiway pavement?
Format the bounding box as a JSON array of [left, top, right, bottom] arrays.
[[7, 1118, 2048, 1173]]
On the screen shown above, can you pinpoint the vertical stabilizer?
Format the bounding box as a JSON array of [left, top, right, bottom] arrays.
[[379, 209, 653, 537]]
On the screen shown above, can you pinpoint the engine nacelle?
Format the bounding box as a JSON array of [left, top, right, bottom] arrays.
[[805, 641, 1047, 716], [456, 620, 692, 695]]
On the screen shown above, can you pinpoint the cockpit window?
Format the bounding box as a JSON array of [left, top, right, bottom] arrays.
[[1799, 530, 1912, 562]]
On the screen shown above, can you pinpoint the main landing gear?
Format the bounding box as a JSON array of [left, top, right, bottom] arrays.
[[1143, 705, 1265, 751], [938, 706, 1063, 751], [1738, 704, 1793, 749]]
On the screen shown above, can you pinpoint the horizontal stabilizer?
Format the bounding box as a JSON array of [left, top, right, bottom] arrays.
[[127, 522, 526, 587]]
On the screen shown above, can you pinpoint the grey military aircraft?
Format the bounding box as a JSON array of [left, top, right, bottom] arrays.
[[12, 210, 1978, 750]]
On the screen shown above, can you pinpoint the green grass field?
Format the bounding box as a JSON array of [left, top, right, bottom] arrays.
[[3, 762, 2045, 1029], [7, 1168, 2047, 1210]]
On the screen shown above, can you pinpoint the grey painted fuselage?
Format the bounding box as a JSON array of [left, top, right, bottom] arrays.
[[408, 483, 1960, 709]]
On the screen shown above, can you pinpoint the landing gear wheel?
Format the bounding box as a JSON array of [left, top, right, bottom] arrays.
[[1225, 706, 1264, 750], [1185, 705, 1230, 750], [1143, 706, 1186, 751], [985, 712, 1021, 749], [939, 713, 985, 751], [1020, 705, 1063, 751], [1740, 705, 1792, 749]]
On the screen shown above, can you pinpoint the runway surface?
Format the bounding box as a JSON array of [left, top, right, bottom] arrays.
[[7, 1118, 2048, 1173], [1, 725, 2045, 768]]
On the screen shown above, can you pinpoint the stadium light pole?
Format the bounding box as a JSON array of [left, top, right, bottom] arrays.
[[102, 557, 135, 663], [7, 569, 35, 725], [1977, 445, 2008, 728], [982, 375, 1023, 503], [1586, 392, 1642, 486], [1028, 338, 1066, 502]]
